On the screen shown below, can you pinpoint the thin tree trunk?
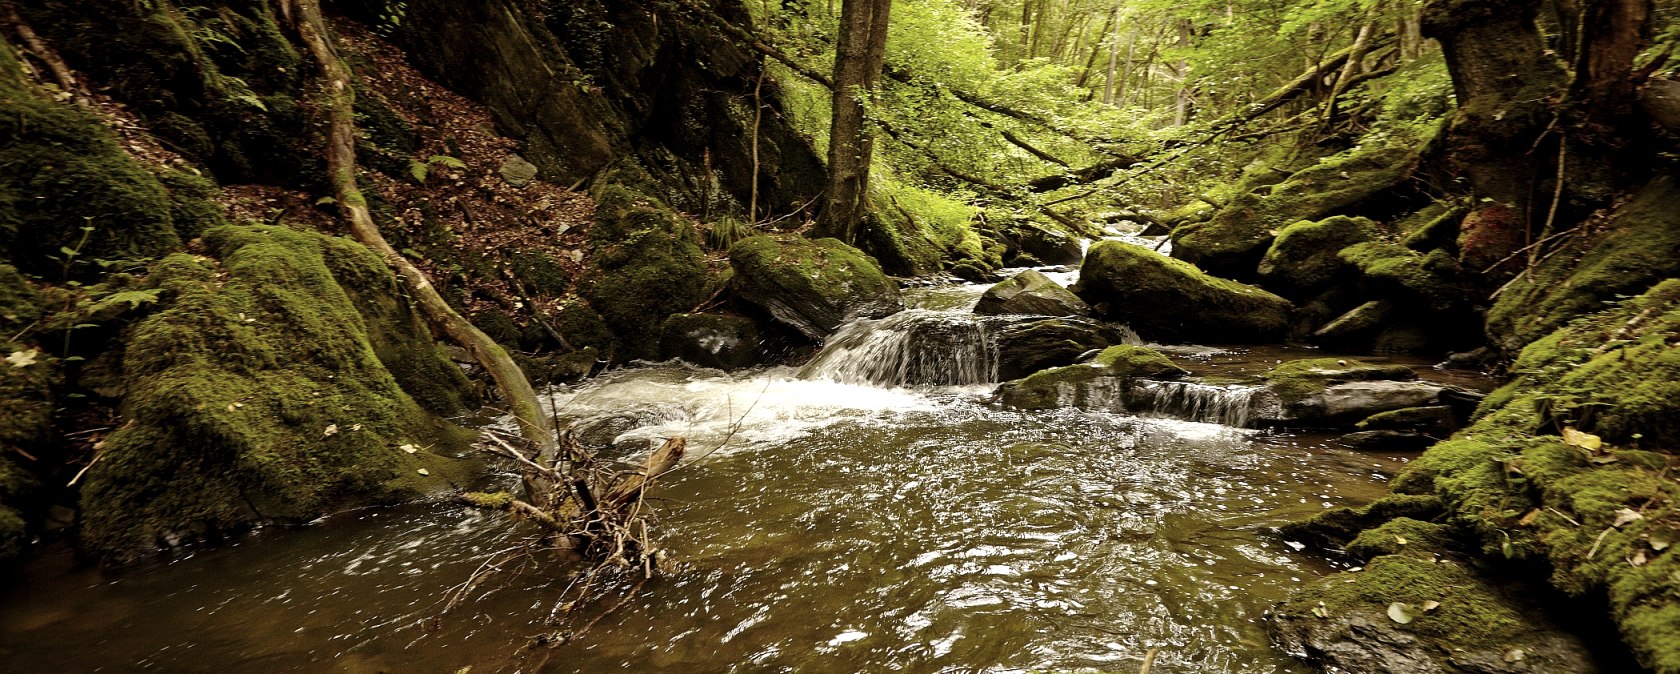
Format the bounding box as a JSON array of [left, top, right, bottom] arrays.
[[1075, 6, 1114, 88], [1173, 18, 1192, 126], [817, 0, 892, 244], [283, 0, 560, 499], [1116, 22, 1137, 105], [1320, 20, 1377, 125]]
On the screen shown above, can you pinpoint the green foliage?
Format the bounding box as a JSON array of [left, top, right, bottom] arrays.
[[408, 155, 466, 184]]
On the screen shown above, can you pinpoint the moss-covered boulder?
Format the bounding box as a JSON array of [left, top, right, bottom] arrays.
[[658, 313, 762, 370], [993, 345, 1187, 410], [1271, 554, 1602, 674], [79, 226, 475, 563], [0, 264, 52, 561], [1258, 215, 1379, 298], [581, 186, 716, 360], [1279, 493, 1447, 550], [1259, 358, 1451, 425], [1310, 300, 1394, 347], [1072, 240, 1292, 343], [973, 270, 1089, 317], [1486, 175, 1680, 353], [729, 234, 903, 340], [1343, 517, 1455, 560], [1172, 144, 1419, 279]]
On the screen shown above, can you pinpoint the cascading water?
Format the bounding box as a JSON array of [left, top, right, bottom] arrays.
[[797, 310, 1007, 387], [1132, 380, 1268, 427]]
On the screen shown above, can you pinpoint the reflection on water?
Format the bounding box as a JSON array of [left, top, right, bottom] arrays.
[[0, 361, 1412, 674]]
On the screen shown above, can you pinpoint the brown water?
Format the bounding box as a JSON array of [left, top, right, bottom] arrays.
[[0, 270, 1483, 674]]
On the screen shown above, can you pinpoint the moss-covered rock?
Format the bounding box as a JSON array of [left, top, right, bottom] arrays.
[[1310, 300, 1395, 347], [973, 270, 1088, 317], [1339, 241, 1463, 312], [1485, 176, 1680, 353], [0, 40, 194, 278], [658, 313, 762, 370], [1353, 280, 1680, 672], [1258, 215, 1379, 298], [729, 234, 903, 340], [1343, 517, 1456, 560], [0, 264, 52, 561], [1271, 554, 1602, 674], [1357, 405, 1460, 437], [1172, 144, 1420, 279], [1072, 240, 1293, 343], [79, 225, 475, 563], [993, 345, 1186, 410], [1279, 493, 1447, 549], [1263, 358, 1417, 405], [581, 185, 715, 360]]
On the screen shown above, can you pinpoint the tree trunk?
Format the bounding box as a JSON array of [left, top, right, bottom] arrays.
[[817, 0, 892, 244], [283, 0, 560, 499], [1102, 7, 1122, 104], [1172, 18, 1193, 126], [1423, 0, 1568, 276]]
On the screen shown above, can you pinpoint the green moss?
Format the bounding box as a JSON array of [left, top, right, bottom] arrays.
[[1279, 493, 1446, 548], [582, 185, 714, 360], [729, 233, 903, 340], [1257, 215, 1379, 296], [1486, 176, 1680, 353], [1397, 202, 1465, 251], [1073, 240, 1293, 342], [994, 345, 1185, 410], [1284, 554, 1529, 646], [1338, 241, 1462, 311], [1172, 144, 1419, 278], [1344, 517, 1454, 559], [1262, 358, 1416, 405], [80, 225, 474, 563], [865, 179, 987, 276], [154, 166, 228, 241], [0, 41, 184, 276]]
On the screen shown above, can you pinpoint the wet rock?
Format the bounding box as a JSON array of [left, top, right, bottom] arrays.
[[973, 270, 1089, 317], [993, 345, 1186, 410], [498, 154, 538, 187], [729, 235, 904, 340], [1271, 554, 1602, 674], [1316, 381, 1445, 420], [1257, 358, 1443, 425], [1343, 518, 1453, 560], [1338, 429, 1436, 451], [1357, 406, 1459, 437], [1072, 240, 1293, 343], [658, 313, 762, 370], [1279, 493, 1446, 550], [1014, 226, 1083, 265], [993, 316, 1136, 381], [949, 260, 1001, 284]]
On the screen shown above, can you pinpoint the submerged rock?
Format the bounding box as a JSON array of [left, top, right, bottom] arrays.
[[973, 270, 1089, 317], [1072, 240, 1293, 343], [729, 234, 903, 340], [658, 313, 762, 370]]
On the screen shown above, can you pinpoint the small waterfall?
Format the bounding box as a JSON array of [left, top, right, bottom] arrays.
[[1132, 380, 1264, 427], [798, 310, 1004, 387]]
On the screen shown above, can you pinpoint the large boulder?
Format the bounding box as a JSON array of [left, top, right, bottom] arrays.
[[992, 316, 1135, 381], [974, 270, 1089, 317], [1339, 241, 1463, 312], [729, 235, 903, 340], [79, 226, 477, 564], [1072, 240, 1293, 343], [993, 345, 1187, 410], [1013, 225, 1084, 265]]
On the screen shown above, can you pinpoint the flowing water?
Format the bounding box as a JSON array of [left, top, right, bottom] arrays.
[[0, 268, 1475, 674]]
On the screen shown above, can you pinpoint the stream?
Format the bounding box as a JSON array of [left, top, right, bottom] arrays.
[[0, 264, 1490, 674]]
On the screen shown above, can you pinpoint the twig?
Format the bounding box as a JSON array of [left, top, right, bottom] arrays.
[[1140, 647, 1161, 674]]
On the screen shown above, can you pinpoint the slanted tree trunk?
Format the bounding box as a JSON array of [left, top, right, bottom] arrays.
[[817, 0, 892, 244], [283, 0, 561, 499]]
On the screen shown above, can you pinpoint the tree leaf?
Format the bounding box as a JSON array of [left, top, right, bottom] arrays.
[[322, 424, 339, 437], [1613, 508, 1644, 528], [1562, 426, 1602, 453], [1387, 602, 1417, 624]]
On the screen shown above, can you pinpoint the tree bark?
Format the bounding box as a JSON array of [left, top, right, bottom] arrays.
[[817, 0, 893, 244], [284, 0, 561, 498]]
